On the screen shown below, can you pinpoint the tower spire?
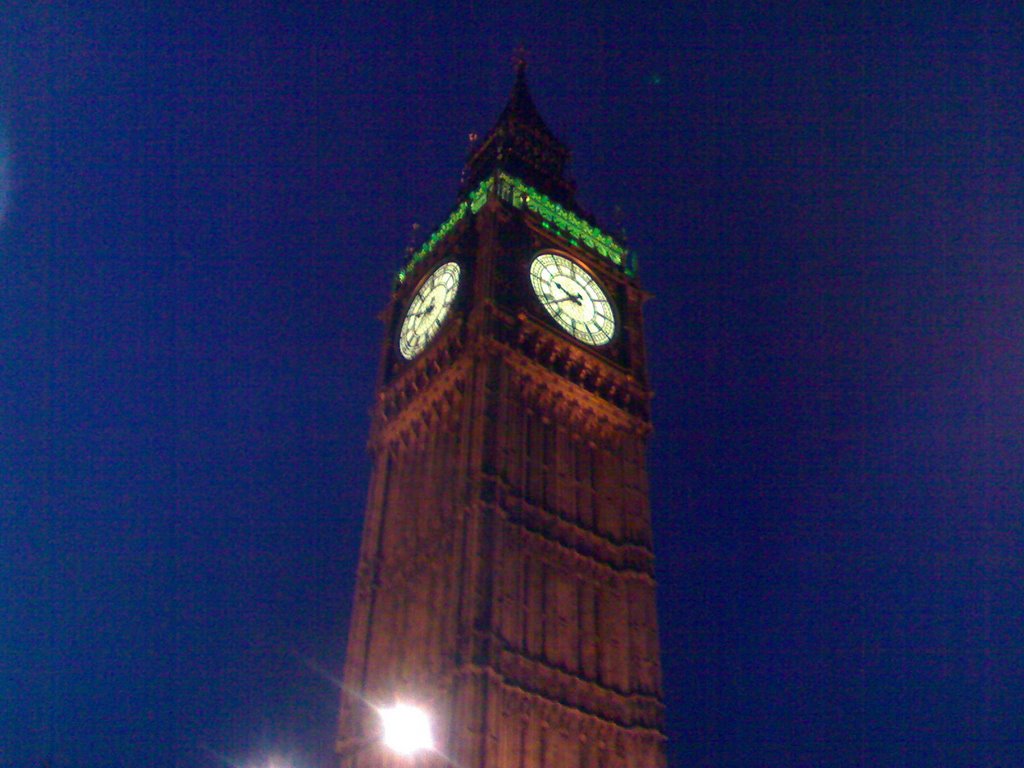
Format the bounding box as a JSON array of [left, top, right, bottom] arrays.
[[511, 43, 528, 74], [461, 60, 577, 208]]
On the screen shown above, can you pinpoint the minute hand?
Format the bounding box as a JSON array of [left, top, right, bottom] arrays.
[[552, 282, 583, 305], [406, 302, 436, 319]]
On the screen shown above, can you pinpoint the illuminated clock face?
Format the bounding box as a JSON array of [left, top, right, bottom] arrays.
[[529, 253, 616, 346], [398, 261, 461, 360]]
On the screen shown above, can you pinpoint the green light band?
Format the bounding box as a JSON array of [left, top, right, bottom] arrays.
[[495, 173, 630, 274], [397, 178, 494, 283], [468, 178, 490, 213], [397, 173, 632, 283]]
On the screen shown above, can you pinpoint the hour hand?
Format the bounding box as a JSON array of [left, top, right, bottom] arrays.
[[552, 282, 583, 305], [547, 294, 581, 306], [406, 302, 435, 319]]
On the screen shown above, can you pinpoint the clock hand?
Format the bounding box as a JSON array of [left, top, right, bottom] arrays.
[[406, 302, 436, 319], [552, 282, 583, 305], [548, 295, 583, 306]]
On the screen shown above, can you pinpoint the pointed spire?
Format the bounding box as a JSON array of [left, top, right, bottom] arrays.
[[511, 44, 528, 72], [494, 56, 557, 141], [461, 57, 577, 208]]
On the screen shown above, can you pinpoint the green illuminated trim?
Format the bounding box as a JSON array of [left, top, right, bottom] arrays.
[[495, 173, 631, 274], [397, 178, 494, 283], [397, 173, 633, 283], [468, 179, 490, 213]]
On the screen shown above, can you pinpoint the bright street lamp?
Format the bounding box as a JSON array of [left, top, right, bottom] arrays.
[[376, 703, 434, 756]]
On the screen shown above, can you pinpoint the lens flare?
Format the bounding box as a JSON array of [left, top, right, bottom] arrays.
[[377, 703, 434, 755]]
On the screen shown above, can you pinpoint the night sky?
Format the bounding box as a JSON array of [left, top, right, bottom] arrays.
[[2, 4, 1022, 768]]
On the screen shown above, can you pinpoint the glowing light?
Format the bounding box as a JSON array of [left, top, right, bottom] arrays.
[[397, 172, 633, 284], [377, 703, 434, 756], [496, 173, 630, 273], [399, 178, 494, 283], [246, 754, 294, 768], [200, 745, 293, 768]]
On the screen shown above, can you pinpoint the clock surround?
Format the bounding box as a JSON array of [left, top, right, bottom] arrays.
[[528, 251, 616, 346], [396, 260, 461, 360]]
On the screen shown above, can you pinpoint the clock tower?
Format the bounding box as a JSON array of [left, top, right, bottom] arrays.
[[337, 63, 665, 768]]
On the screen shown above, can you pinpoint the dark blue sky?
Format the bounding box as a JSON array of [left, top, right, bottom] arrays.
[[2, 4, 1022, 767]]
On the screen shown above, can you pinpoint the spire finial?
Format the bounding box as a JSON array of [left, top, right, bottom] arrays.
[[511, 45, 528, 75]]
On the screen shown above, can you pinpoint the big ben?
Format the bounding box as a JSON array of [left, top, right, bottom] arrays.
[[337, 62, 665, 768]]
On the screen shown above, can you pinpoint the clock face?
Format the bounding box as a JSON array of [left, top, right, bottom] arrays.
[[398, 261, 461, 360], [529, 253, 616, 346]]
